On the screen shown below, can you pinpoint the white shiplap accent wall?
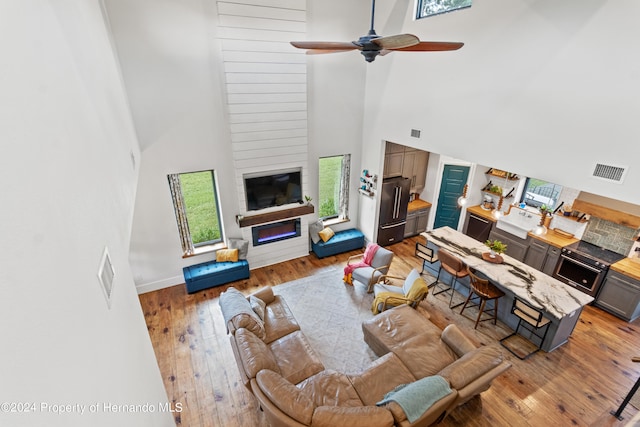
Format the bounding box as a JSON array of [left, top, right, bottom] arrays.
[[217, 0, 310, 268]]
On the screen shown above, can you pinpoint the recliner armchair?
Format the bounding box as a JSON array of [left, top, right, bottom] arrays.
[[345, 243, 394, 292], [371, 268, 429, 314]]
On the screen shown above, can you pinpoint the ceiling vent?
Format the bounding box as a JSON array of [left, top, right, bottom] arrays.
[[591, 163, 627, 184], [410, 129, 421, 138]]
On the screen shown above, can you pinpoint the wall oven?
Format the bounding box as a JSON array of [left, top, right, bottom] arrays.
[[553, 241, 625, 298]]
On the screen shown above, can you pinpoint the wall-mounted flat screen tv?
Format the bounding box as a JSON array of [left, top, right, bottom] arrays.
[[244, 168, 302, 211]]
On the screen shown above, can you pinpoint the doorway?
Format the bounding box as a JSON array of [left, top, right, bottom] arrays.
[[433, 164, 470, 229]]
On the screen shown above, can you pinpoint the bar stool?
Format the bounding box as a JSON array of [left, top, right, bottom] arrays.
[[500, 298, 551, 360], [415, 241, 438, 274], [432, 248, 469, 309], [460, 266, 505, 329]]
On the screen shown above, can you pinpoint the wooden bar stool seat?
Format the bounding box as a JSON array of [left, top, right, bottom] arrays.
[[432, 248, 469, 309], [460, 266, 505, 329]]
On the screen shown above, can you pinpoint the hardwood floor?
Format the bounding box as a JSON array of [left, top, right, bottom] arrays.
[[139, 236, 640, 426]]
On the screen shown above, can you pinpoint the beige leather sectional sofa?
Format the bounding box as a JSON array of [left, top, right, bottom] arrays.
[[219, 286, 511, 427]]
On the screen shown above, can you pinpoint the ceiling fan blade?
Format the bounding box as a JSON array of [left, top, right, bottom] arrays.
[[306, 49, 355, 55], [290, 41, 359, 51], [371, 34, 419, 50], [388, 41, 464, 52]]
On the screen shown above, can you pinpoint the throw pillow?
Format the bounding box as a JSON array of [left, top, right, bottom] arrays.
[[249, 295, 266, 320], [318, 227, 335, 243], [216, 248, 239, 263], [309, 219, 324, 244], [228, 238, 249, 260]]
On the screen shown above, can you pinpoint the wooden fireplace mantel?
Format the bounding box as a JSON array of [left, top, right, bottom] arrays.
[[238, 204, 314, 228]]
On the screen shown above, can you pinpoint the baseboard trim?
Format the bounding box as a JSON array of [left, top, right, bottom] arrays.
[[136, 275, 183, 294]]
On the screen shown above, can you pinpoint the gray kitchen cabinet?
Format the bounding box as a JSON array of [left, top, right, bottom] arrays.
[[489, 227, 528, 262], [384, 152, 404, 178], [383, 142, 429, 192], [524, 239, 548, 270], [595, 270, 640, 322], [542, 246, 561, 276], [409, 151, 429, 193], [404, 208, 430, 238]]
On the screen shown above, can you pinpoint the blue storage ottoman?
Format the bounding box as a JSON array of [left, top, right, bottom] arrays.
[[183, 260, 250, 293], [312, 228, 365, 258]]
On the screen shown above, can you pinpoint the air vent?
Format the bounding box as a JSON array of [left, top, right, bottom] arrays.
[[410, 129, 421, 138], [592, 163, 627, 183]]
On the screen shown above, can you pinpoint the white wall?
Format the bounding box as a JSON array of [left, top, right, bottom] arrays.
[[108, 0, 368, 291], [0, 1, 171, 426], [363, 0, 640, 206]]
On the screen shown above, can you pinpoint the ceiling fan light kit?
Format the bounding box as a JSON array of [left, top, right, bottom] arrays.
[[290, 0, 463, 63]]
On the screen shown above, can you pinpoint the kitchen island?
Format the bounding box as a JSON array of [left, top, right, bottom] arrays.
[[423, 226, 594, 352]]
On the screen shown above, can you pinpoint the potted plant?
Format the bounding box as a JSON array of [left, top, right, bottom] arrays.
[[539, 204, 553, 215], [485, 239, 507, 258], [304, 195, 313, 206]]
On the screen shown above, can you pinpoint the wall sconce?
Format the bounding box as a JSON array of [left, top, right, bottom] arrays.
[[457, 184, 469, 207]]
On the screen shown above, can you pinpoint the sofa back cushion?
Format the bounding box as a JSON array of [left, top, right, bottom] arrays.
[[219, 287, 266, 340], [235, 328, 280, 380], [256, 369, 314, 425], [312, 406, 394, 427], [390, 333, 457, 380]]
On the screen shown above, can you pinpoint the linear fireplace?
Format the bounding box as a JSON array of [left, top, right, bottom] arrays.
[[252, 219, 301, 246]]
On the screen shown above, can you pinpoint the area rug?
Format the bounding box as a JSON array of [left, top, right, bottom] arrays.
[[273, 269, 378, 374]]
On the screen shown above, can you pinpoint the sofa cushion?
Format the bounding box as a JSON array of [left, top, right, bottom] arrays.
[[402, 268, 421, 295], [235, 328, 280, 380], [437, 345, 504, 390], [219, 287, 265, 339], [361, 305, 439, 357], [318, 227, 335, 242], [389, 332, 457, 380], [297, 370, 363, 408], [228, 238, 249, 260], [311, 406, 394, 427], [263, 295, 300, 344], [216, 248, 239, 263], [256, 369, 314, 425], [309, 219, 324, 244], [348, 352, 416, 406], [269, 330, 324, 385]]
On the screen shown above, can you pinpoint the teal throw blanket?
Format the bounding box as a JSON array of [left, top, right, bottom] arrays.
[[376, 375, 452, 423]]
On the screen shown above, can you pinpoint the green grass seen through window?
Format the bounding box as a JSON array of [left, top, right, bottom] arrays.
[[180, 171, 221, 245], [318, 156, 342, 218]]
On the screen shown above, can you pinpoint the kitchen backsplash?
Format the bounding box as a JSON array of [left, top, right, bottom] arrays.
[[582, 217, 638, 255]]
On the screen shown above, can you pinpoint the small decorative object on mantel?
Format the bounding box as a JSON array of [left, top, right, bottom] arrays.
[[359, 169, 377, 197], [304, 195, 313, 206], [483, 239, 507, 264]]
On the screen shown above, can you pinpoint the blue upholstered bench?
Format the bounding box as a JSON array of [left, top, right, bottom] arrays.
[[183, 259, 250, 294], [311, 228, 365, 258]]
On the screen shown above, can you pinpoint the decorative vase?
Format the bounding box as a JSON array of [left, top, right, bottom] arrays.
[[489, 250, 497, 258]]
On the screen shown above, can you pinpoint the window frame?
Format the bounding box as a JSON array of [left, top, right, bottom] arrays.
[[519, 177, 563, 210], [168, 170, 225, 257], [416, 0, 472, 19], [318, 154, 351, 224]]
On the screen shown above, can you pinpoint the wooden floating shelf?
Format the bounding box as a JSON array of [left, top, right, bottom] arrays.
[[238, 205, 314, 228]]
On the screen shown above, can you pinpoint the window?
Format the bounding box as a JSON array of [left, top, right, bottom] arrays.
[[416, 0, 471, 19], [318, 154, 351, 221], [168, 170, 223, 256], [520, 178, 563, 210]]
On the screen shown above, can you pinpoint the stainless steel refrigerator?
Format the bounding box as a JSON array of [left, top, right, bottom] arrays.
[[377, 177, 411, 246]]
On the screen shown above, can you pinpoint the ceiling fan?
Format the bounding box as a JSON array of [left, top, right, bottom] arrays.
[[290, 0, 464, 63]]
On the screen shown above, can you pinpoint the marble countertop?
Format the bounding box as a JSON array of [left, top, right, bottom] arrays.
[[423, 227, 594, 320]]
